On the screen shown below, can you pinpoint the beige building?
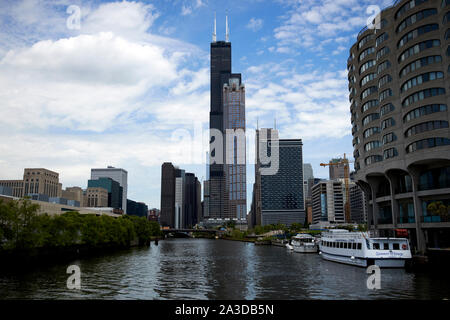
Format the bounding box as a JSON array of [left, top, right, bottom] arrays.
[[62, 186, 83, 203], [23, 168, 61, 197], [0, 180, 24, 197], [86, 187, 108, 208]]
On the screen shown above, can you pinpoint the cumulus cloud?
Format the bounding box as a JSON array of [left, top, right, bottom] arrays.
[[247, 18, 263, 32]]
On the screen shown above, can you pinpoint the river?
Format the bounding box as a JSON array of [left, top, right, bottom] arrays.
[[0, 238, 449, 299]]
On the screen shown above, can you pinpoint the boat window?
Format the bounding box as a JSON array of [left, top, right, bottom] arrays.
[[383, 243, 389, 250], [373, 243, 380, 249], [357, 243, 362, 250], [353, 243, 357, 249], [333, 242, 336, 248], [402, 243, 409, 250], [393, 243, 400, 250], [344, 243, 348, 249]]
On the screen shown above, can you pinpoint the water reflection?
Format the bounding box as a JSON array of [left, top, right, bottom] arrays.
[[0, 238, 448, 300]]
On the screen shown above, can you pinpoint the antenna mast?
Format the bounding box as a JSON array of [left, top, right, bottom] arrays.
[[226, 12, 229, 42], [213, 12, 217, 42]]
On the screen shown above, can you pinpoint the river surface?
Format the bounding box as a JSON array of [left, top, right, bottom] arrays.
[[0, 238, 449, 299]]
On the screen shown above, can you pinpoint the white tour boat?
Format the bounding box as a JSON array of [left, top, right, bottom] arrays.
[[291, 233, 318, 253], [319, 229, 412, 268]]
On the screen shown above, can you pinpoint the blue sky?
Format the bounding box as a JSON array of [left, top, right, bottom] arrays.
[[0, 0, 393, 210]]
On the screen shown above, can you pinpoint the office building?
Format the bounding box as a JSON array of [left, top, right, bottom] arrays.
[[223, 77, 247, 219], [209, 15, 244, 219], [311, 180, 345, 225], [350, 184, 368, 224], [0, 180, 23, 197], [252, 128, 305, 226], [127, 199, 148, 218], [148, 208, 160, 222], [160, 162, 176, 227], [160, 162, 201, 228], [62, 186, 83, 203], [328, 158, 346, 180], [349, 0, 450, 252], [0, 185, 13, 197], [87, 177, 122, 211], [175, 168, 185, 229], [91, 166, 127, 214], [86, 187, 109, 208]]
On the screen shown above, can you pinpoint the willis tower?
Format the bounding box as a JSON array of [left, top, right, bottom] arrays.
[[209, 14, 242, 218]]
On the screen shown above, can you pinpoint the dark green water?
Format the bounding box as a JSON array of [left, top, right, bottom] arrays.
[[0, 238, 449, 299]]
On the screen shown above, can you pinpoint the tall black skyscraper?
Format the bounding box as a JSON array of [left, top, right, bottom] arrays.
[[209, 16, 242, 218]]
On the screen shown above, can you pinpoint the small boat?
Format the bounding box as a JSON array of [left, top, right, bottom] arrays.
[[291, 233, 318, 253], [271, 239, 289, 247], [319, 229, 412, 268], [285, 242, 294, 250]]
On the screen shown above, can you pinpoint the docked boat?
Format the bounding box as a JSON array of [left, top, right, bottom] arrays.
[[319, 229, 412, 268], [291, 233, 318, 253], [271, 238, 289, 247]]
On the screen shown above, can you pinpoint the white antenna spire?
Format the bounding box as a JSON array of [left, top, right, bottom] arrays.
[[226, 12, 229, 42], [213, 12, 216, 42]]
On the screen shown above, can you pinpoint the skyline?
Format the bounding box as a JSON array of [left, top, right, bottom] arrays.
[[0, 0, 393, 209]]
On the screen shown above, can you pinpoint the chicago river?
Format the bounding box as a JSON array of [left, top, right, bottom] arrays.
[[0, 239, 449, 300]]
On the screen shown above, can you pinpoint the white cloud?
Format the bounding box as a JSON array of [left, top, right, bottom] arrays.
[[247, 18, 263, 32]]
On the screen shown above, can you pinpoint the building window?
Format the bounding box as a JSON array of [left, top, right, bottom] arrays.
[[383, 148, 398, 160], [381, 117, 395, 130], [362, 100, 379, 113], [396, 8, 437, 33], [365, 155, 383, 165], [378, 74, 392, 88], [405, 120, 449, 137], [364, 127, 381, 139], [362, 113, 380, 126], [402, 88, 446, 107], [358, 34, 375, 49], [397, 24, 439, 49], [361, 73, 376, 87], [379, 88, 393, 102], [399, 55, 442, 78], [380, 103, 395, 116], [398, 39, 440, 63], [401, 71, 444, 93], [359, 47, 375, 62], [360, 60, 376, 74], [364, 140, 381, 152], [444, 11, 450, 24], [382, 132, 397, 145], [361, 86, 378, 100], [403, 104, 447, 122], [376, 47, 390, 60], [395, 0, 429, 20], [377, 60, 391, 74], [376, 33, 389, 47], [406, 137, 450, 153], [419, 167, 450, 190]]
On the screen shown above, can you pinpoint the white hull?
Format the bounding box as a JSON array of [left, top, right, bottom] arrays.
[[320, 252, 406, 268]]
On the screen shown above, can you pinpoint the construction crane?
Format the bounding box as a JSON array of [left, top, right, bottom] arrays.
[[320, 154, 354, 223]]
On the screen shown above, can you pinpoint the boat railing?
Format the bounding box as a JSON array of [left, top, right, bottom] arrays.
[[321, 232, 369, 240]]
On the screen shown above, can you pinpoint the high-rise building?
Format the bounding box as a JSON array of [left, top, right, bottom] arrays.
[[160, 162, 201, 229], [209, 15, 244, 219], [62, 186, 83, 203], [350, 184, 368, 224], [175, 168, 185, 229], [349, 0, 450, 252], [253, 128, 305, 226], [91, 166, 127, 214], [86, 187, 109, 208], [127, 199, 148, 218], [23, 168, 61, 198], [311, 180, 345, 225], [160, 162, 176, 228], [223, 77, 247, 219]]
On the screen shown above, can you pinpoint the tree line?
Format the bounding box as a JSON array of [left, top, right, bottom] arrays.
[[0, 199, 162, 251]]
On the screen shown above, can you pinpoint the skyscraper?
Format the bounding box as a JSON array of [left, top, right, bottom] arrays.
[[349, 0, 450, 252], [209, 15, 244, 219], [223, 77, 247, 219], [254, 128, 305, 226], [91, 166, 127, 214], [160, 162, 176, 227]]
